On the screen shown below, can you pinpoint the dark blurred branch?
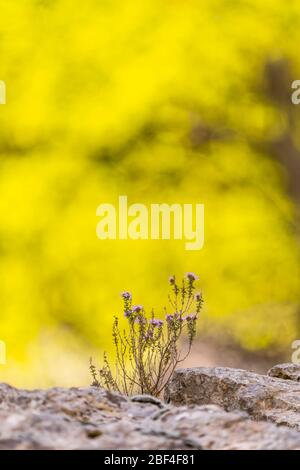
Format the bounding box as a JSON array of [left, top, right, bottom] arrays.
[[263, 58, 300, 205]]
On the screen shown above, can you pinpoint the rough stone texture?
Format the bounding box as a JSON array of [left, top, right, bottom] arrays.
[[165, 365, 300, 430], [268, 363, 300, 382], [0, 382, 300, 449]]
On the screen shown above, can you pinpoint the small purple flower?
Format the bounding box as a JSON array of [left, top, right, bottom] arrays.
[[135, 315, 146, 325], [186, 272, 198, 282], [124, 309, 132, 318], [169, 275, 175, 285], [132, 305, 143, 313], [195, 292, 202, 301], [186, 314, 197, 321], [145, 330, 154, 339], [121, 291, 132, 300], [150, 319, 164, 328], [178, 316, 186, 322], [166, 314, 174, 322]]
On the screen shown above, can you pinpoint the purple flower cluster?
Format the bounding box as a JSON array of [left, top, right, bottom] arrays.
[[186, 314, 197, 321], [166, 314, 174, 322], [150, 319, 164, 328], [121, 273, 200, 332], [121, 291, 132, 300], [186, 272, 198, 282], [132, 305, 143, 313], [145, 330, 154, 339], [165, 312, 197, 323]]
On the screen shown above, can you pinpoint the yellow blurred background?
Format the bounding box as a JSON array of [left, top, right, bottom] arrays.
[[0, 0, 300, 387]]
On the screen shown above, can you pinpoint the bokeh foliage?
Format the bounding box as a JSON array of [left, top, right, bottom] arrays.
[[0, 0, 300, 385]]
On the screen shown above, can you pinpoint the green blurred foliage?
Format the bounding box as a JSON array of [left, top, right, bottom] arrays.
[[0, 0, 300, 385]]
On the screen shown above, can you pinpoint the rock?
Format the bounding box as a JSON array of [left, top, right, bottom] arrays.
[[0, 381, 299, 449], [268, 363, 300, 382], [147, 405, 300, 450], [164, 366, 300, 430], [130, 394, 164, 407]]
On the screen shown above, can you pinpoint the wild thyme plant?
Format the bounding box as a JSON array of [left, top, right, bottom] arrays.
[[90, 273, 203, 397]]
